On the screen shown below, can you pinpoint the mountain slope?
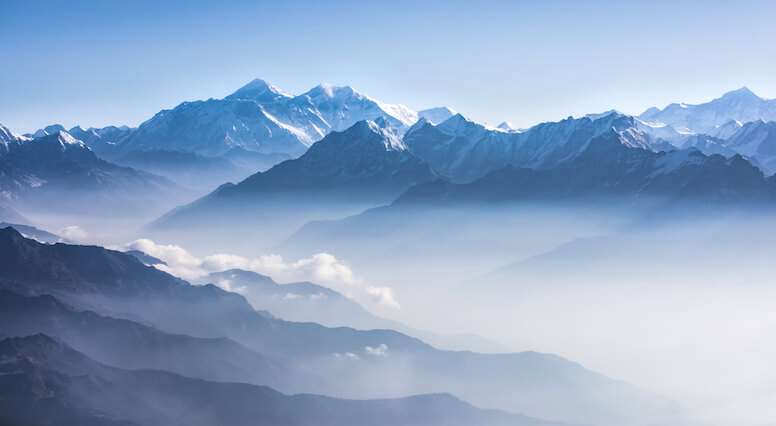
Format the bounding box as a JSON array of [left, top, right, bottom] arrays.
[[0, 334, 557, 426], [0, 222, 65, 243], [721, 120, 776, 174]]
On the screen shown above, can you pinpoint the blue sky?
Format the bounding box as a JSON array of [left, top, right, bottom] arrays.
[[2, 0, 776, 133]]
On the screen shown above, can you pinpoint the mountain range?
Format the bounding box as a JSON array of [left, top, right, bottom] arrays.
[[639, 87, 776, 135], [149, 119, 439, 243], [0, 226, 677, 425], [1, 333, 556, 426], [403, 111, 669, 183], [26, 79, 455, 190], [150, 104, 776, 247], [0, 124, 180, 214]]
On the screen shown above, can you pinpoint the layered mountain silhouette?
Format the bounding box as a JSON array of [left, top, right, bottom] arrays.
[[0, 334, 556, 426], [0, 227, 677, 425], [0, 290, 308, 391], [150, 120, 438, 243]]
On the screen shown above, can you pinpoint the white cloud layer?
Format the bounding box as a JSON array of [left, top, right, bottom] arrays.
[[59, 225, 88, 242], [124, 239, 400, 309]]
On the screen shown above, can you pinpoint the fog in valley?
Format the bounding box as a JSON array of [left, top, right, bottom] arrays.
[[19, 199, 773, 426]]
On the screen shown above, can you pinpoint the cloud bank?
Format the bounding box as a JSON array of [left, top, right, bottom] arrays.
[[125, 239, 399, 309]]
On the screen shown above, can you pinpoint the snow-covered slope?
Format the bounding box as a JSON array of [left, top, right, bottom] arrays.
[[639, 87, 776, 135], [121, 79, 425, 158], [721, 120, 776, 174], [418, 106, 457, 125], [25, 124, 65, 139], [404, 111, 668, 182], [0, 123, 30, 152]]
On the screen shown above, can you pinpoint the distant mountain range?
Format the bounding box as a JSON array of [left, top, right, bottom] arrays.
[[404, 112, 669, 183], [151, 105, 776, 244], [640, 87, 776, 135], [0, 227, 677, 425], [0, 124, 180, 214], [25, 79, 455, 189], [638, 87, 776, 173]]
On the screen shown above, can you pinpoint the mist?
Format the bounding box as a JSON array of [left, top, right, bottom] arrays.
[[32, 195, 773, 425], [106, 203, 776, 425]]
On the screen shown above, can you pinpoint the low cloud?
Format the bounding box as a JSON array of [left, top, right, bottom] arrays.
[[365, 344, 389, 357], [59, 225, 88, 242], [365, 287, 400, 309], [124, 239, 400, 309]]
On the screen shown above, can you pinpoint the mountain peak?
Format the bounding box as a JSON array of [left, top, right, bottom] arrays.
[[436, 113, 482, 135], [721, 86, 761, 101], [418, 107, 457, 125], [320, 120, 406, 152], [227, 78, 290, 102], [48, 130, 83, 146], [0, 123, 20, 143], [496, 121, 519, 132], [31, 124, 66, 139], [308, 83, 356, 98]]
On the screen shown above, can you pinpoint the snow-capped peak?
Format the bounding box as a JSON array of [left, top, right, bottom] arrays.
[[721, 86, 761, 101], [0, 123, 20, 143], [227, 78, 291, 102], [495, 121, 523, 133], [434, 113, 491, 139], [585, 110, 624, 121], [418, 107, 457, 125], [31, 124, 66, 139], [47, 130, 84, 146], [305, 83, 357, 100]]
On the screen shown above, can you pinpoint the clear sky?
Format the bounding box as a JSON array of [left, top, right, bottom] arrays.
[[2, 0, 776, 133]]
